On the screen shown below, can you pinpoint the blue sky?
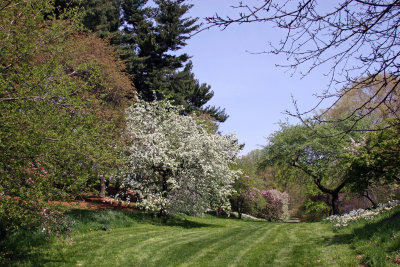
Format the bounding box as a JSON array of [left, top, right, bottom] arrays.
[[180, 0, 333, 155]]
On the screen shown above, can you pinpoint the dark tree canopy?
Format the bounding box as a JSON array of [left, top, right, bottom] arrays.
[[54, 0, 121, 38], [206, 0, 400, 128], [120, 0, 228, 121], [56, 0, 228, 122]]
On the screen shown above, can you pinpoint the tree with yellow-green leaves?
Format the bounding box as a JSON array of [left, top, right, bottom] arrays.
[[0, 0, 134, 235]]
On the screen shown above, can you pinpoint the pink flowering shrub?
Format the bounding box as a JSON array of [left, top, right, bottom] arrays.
[[260, 189, 290, 221], [244, 188, 290, 221]]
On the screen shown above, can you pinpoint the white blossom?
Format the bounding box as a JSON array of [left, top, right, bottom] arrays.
[[119, 100, 241, 215], [325, 200, 400, 228]]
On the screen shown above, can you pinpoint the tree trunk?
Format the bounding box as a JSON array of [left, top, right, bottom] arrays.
[[238, 197, 244, 219], [99, 174, 106, 198], [158, 171, 168, 218], [331, 192, 339, 215], [362, 192, 377, 208]]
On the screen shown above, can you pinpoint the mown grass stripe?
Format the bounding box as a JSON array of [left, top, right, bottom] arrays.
[[149, 224, 253, 266], [231, 224, 287, 266], [44, 228, 171, 266], [221, 223, 278, 267], [114, 227, 223, 266], [15, 215, 366, 267]]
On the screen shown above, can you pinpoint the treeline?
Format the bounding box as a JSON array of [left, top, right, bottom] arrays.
[[232, 77, 400, 220], [55, 0, 227, 122], [0, 0, 237, 242]]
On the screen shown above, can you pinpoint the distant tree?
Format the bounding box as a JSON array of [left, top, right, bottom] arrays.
[[323, 75, 400, 127], [230, 174, 252, 219], [206, 1, 400, 130], [260, 122, 364, 214], [119, 100, 240, 216]]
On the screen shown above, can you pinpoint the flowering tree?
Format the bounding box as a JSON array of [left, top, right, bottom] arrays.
[[120, 100, 241, 216]]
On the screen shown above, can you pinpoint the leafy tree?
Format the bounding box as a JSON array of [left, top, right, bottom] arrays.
[[344, 121, 400, 193], [119, 100, 240, 216], [322, 75, 400, 129], [230, 174, 253, 219], [260, 122, 364, 214], [206, 1, 400, 130], [0, 0, 134, 233]]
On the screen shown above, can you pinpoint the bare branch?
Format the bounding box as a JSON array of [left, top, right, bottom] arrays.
[[206, 0, 400, 132]]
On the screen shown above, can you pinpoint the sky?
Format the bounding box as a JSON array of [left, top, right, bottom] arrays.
[[179, 0, 333, 155]]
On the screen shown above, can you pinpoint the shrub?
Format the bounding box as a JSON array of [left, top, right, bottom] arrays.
[[243, 188, 290, 221], [260, 189, 290, 221]]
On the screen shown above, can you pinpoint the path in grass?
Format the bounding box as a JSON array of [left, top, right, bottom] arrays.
[[28, 216, 360, 267]]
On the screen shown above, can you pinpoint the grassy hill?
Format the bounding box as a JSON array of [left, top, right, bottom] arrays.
[[2, 207, 400, 266]]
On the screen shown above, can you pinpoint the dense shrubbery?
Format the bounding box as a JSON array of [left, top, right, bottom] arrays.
[[260, 189, 290, 221], [0, 0, 133, 235], [238, 188, 289, 221]]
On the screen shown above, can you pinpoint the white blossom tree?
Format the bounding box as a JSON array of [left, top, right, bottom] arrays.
[[120, 100, 241, 216]]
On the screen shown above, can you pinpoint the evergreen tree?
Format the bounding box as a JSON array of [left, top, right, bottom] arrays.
[[170, 62, 228, 122], [61, 0, 228, 122], [54, 0, 121, 39]]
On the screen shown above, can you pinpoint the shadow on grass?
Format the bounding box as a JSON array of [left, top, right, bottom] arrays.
[[0, 228, 51, 266], [323, 210, 400, 265], [66, 209, 217, 230], [1, 209, 217, 266], [328, 210, 400, 245]]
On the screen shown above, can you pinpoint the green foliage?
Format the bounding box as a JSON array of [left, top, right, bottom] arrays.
[[0, 0, 134, 234], [260, 121, 365, 214], [301, 199, 330, 222], [54, 0, 121, 38], [345, 122, 400, 192]]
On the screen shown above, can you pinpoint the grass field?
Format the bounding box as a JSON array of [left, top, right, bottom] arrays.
[[3, 207, 400, 266]]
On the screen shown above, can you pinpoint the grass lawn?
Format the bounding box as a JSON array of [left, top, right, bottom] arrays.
[[5, 210, 366, 267]]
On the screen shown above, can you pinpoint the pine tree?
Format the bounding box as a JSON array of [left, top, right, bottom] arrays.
[[62, 0, 227, 122], [54, 0, 121, 38]]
